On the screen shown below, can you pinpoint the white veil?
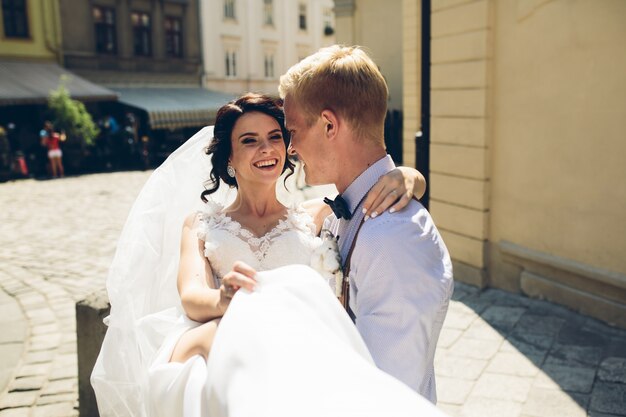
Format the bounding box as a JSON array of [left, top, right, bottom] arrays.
[[91, 126, 234, 417]]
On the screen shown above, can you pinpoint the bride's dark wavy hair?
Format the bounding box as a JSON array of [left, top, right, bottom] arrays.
[[200, 93, 295, 202]]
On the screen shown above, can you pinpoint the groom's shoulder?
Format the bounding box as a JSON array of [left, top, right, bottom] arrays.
[[359, 198, 438, 244]]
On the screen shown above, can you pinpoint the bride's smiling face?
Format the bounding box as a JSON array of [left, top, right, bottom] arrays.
[[229, 111, 287, 187]]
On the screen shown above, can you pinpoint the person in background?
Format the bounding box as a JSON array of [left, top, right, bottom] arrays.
[[0, 126, 12, 179], [40, 121, 66, 178]]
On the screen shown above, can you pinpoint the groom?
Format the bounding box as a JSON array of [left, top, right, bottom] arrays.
[[277, 45, 454, 403]]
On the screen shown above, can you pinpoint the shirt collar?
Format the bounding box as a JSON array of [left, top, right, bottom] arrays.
[[341, 155, 396, 215]]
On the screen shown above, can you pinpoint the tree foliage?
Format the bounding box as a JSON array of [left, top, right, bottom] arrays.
[[47, 76, 100, 146]]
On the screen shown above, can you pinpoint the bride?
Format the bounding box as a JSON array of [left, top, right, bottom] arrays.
[[91, 93, 448, 417]]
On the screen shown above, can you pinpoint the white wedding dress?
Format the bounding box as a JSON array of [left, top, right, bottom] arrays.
[[144, 203, 443, 417], [91, 126, 447, 417]]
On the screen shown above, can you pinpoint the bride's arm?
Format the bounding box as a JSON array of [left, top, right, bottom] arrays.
[[177, 213, 225, 323], [303, 166, 427, 234]]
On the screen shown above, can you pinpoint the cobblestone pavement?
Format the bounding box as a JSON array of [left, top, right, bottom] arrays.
[[0, 171, 625, 417]]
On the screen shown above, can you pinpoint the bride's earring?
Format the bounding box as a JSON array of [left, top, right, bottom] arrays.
[[227, 165, 236, 178]]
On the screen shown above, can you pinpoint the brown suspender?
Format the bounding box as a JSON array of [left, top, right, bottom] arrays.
[[340, 196, 421, 321], [341, 217, 366, 322]]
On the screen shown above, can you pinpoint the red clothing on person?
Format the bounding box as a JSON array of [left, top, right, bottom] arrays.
[[45, 132, 61, 150]]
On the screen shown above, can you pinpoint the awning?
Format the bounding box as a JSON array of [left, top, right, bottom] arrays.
[[112, 87, 236, 130], [0, 60, 118, 106]]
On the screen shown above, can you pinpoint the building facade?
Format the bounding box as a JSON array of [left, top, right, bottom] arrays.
[[0, 0, 62, 61], [0, 0, 63, 178], [0, 0, 118, 177], [57, 0, 237, 166], [402, 0, 626, 327], [60, 0, 201, 87], [200, 0, 336, 95]]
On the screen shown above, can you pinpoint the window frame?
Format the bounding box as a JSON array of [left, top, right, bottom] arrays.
[[2, 0, 30, 39], [164, 15, 183, 58], [263, 0, 273, 26], [298, 3, 307, 31], [264, 53, 275, 79], [131, 10, 152, 57], [225, 49, 237, 78], [93, 5, 117, 55], [323, 8, 334, 36], [224, 0, 236, 20]]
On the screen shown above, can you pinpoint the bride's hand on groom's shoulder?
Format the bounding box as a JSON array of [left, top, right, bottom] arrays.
[[362, 167, 426, 219], [219, 261, 258, 311]]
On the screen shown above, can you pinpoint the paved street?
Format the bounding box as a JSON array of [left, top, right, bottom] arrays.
[[0, 171, 625, 417]]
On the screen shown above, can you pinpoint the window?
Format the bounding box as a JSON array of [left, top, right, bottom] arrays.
[[93, 6, 116, 54], [164, 16, 182, 57], [298, 3, 307, 31], [2, 0, 29, 38], [263, 0, 273, 26], [323, 8, 333, 36], [131, 11, 151, 56], [225, 50, 237, 77], [264, 53, 275, 78], [224, 0, 235, 20]]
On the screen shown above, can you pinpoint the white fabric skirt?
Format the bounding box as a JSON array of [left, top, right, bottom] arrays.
[[146, 265, 446, 417]]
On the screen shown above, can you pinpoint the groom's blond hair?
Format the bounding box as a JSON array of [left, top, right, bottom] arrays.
[[279, 45, 388, 143]]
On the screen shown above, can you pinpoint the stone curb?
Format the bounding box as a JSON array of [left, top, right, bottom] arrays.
[[0, 288, 27, 396], [76, 289, 109, 417]]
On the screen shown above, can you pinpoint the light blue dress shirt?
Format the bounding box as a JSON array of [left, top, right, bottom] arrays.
[[325, 155, 454, 403]]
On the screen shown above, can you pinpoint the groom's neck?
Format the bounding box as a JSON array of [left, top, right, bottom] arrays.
[[334, 142, 387, 194]]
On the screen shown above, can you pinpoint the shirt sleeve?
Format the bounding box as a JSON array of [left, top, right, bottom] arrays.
[[349, 207, 453, 396]]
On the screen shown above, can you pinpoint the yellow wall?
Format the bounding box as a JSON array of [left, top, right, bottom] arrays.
[[420, 0, 626, 325], [490, 0, 626, 275], [0, 0, 62, 60], [428, 0, 492, 283], [401, 0, 420, 167]]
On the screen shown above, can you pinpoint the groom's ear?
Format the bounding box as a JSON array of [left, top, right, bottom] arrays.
[[321, 110, 338, 139]]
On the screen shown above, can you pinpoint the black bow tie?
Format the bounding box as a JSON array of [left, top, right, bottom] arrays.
[[324, 195, 352, 220]]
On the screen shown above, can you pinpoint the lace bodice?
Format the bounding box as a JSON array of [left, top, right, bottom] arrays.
[[197, 202, 321, 286]]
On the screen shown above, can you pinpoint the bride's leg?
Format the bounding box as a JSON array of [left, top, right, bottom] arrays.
[[170, 318, 221, 363]]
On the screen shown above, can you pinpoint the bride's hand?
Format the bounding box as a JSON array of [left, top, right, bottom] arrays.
[[362, 166, 426, 219], [219, 261, 258, 312]]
